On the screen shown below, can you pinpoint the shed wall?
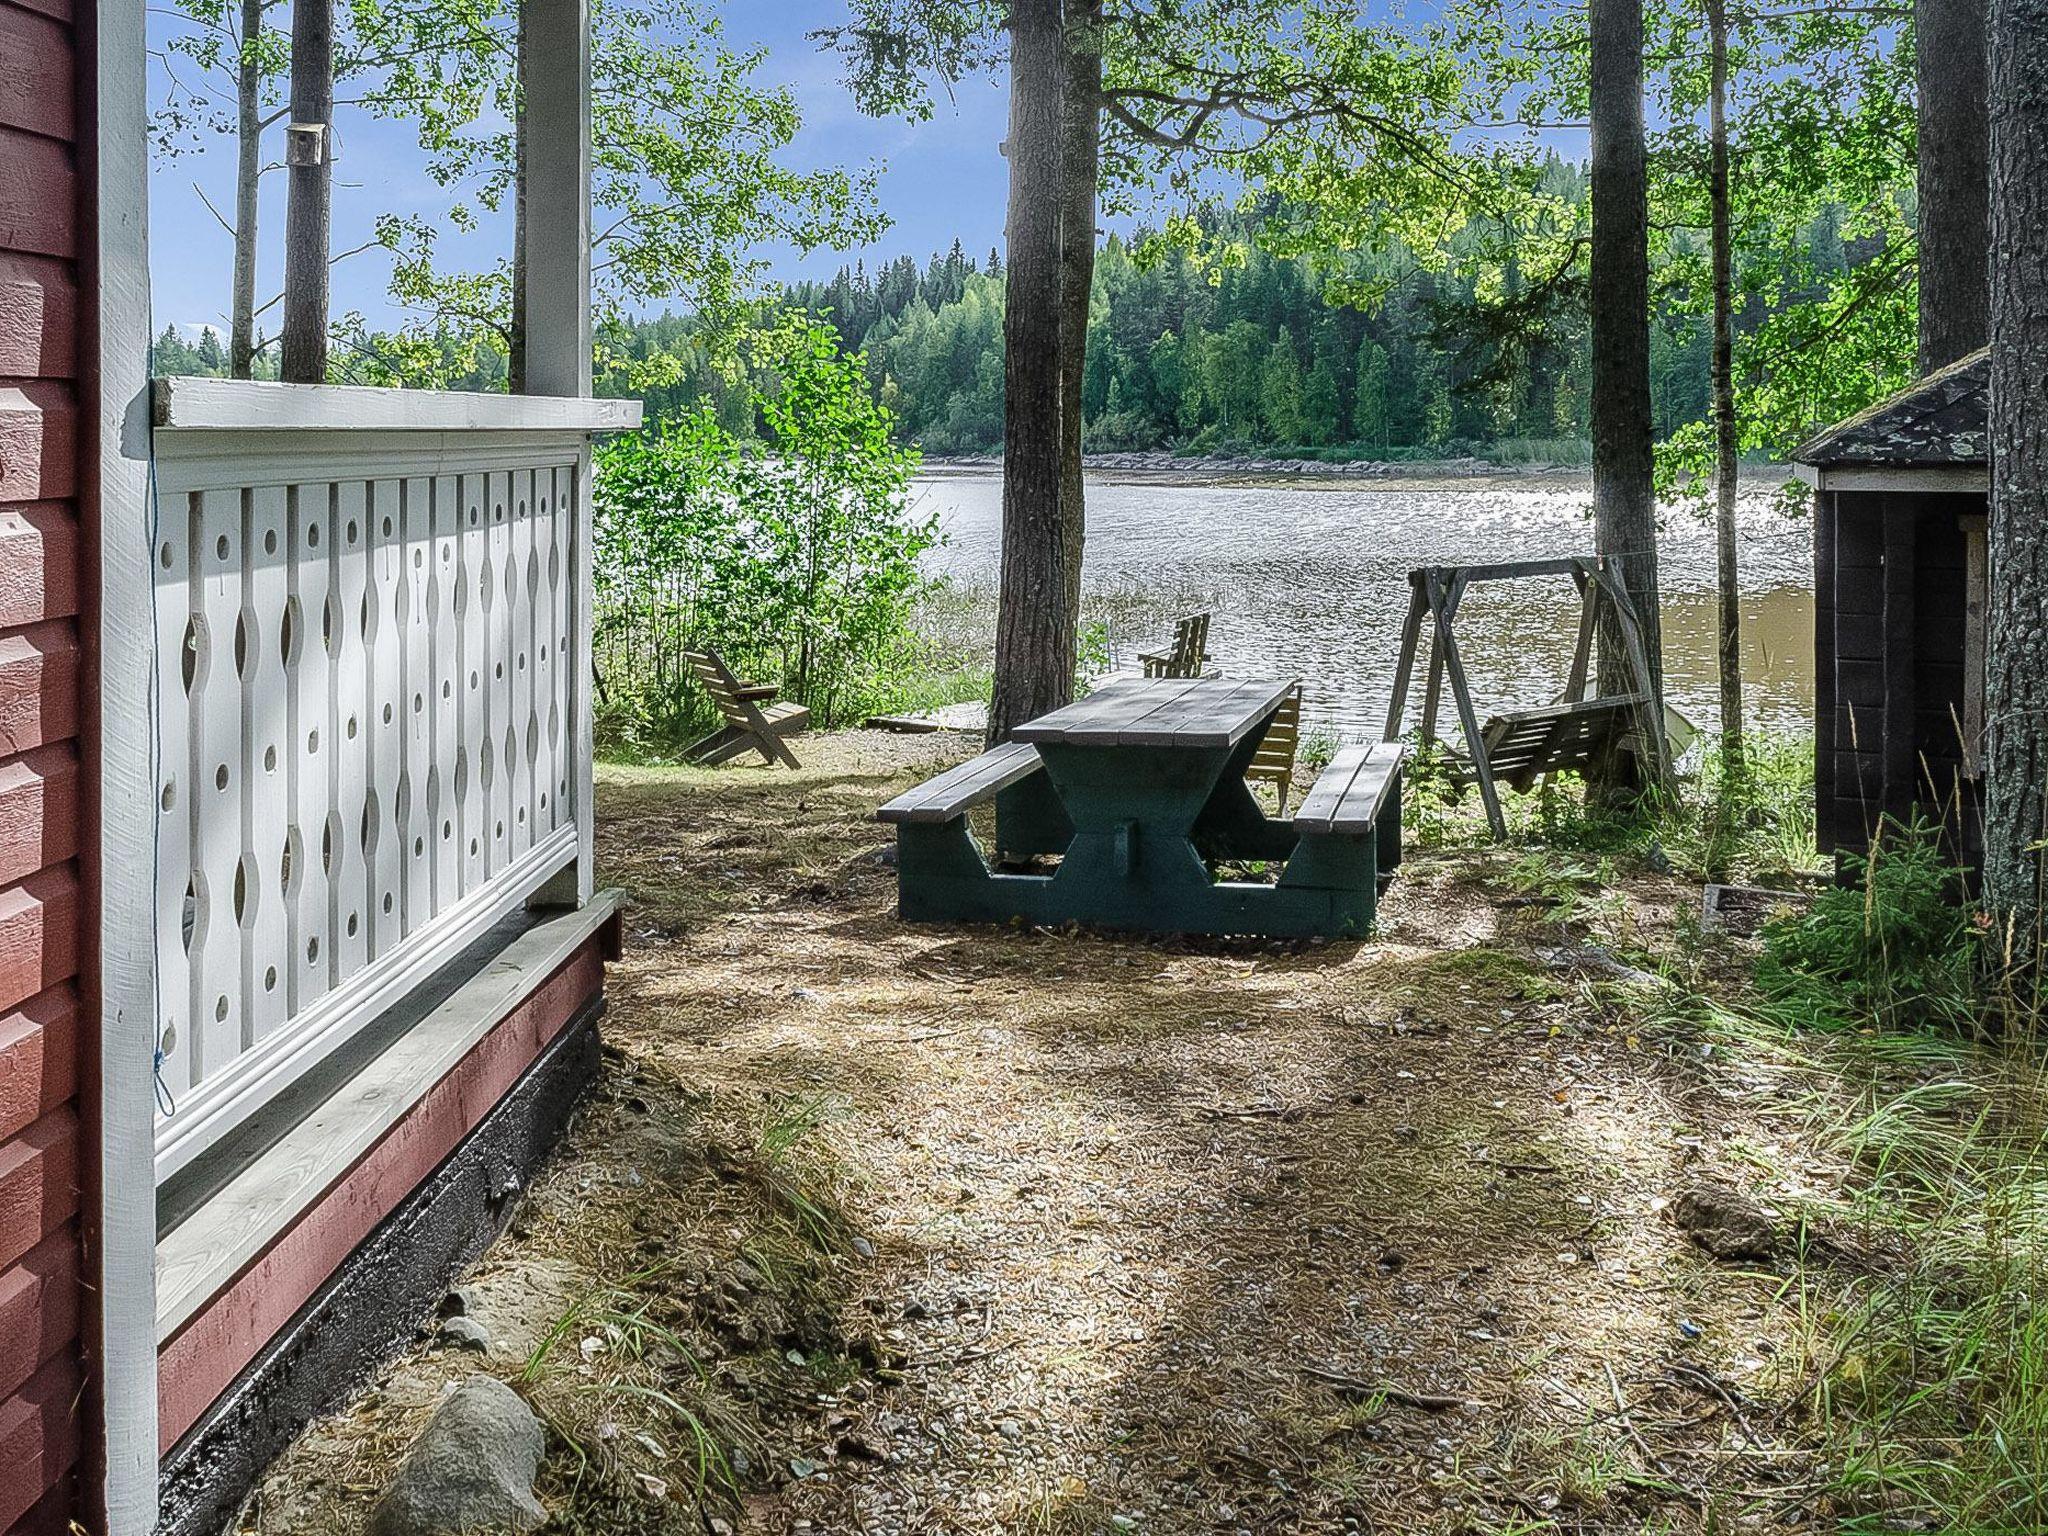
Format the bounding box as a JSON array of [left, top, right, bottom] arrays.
[[0, 0, 89, 1528], [1817, 488, 1980, 863]]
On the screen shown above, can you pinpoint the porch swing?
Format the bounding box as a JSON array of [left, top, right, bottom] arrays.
[[1381, 555, 1680, 839]]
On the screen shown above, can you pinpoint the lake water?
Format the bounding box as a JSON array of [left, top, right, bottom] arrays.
[[911, 469, 1815, 742]]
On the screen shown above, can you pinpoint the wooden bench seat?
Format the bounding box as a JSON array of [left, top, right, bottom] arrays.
[[1292, 741, 1406, 875], [877, 741, 1044, 825]]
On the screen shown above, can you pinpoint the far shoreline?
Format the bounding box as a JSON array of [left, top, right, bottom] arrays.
[[917, 452, 1796, 494]]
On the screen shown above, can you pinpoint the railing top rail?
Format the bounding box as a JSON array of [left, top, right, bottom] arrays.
[[153, 377, 642, 436]]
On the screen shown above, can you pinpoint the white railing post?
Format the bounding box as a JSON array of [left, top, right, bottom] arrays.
[[522, 0, 595, 909]]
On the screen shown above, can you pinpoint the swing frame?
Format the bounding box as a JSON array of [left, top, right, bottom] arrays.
[[1381, 555, 1673, 840]]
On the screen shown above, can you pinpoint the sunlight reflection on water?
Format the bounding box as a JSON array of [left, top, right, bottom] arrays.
[[913, 471, 1815, 741]]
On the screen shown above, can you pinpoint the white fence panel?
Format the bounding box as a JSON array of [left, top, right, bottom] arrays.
[[146, 382, 634, 1180]]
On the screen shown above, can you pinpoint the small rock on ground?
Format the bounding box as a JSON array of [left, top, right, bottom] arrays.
[[366, 1375, 546, 1536], [436, 1316, 492, 1352], [1673, 1182, 1777, 1260]]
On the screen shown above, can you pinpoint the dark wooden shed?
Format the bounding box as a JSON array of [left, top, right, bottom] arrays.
[[1793, 348, 1988, 868]]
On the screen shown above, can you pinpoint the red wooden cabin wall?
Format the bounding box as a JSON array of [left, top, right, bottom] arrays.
[[0, 0, 90, 1525]]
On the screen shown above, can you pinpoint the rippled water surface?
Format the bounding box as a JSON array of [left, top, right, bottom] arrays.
[[912, 471, 1815, 740]]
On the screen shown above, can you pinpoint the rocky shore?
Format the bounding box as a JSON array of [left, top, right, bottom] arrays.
[[922, 450, 1586, 482]]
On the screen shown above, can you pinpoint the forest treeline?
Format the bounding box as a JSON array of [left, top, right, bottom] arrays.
[[154, 164, 1885, 464]]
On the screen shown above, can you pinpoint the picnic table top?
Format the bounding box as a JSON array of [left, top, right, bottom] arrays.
[[1012, 676, 1296, 750]]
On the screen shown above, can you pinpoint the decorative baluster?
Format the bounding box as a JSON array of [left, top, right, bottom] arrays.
[[191, 489, 245, 1084], [287, 483, 334, 1011], [368, 481, 404, 955], [508, 470, 537, 859], [242, 487, 291, 1042], [154, 497, 194, 1103], [429, 474, 461, 906], [330, 483, 371, 981]]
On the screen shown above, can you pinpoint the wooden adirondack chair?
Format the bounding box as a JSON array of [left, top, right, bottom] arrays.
[[1246, 683, 1303, 814], [1139, 612, 1211, 678], [682, 649, 810, 768]]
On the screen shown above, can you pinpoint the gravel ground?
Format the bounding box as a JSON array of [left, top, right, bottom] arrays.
[[247, 732, 1827, 1536]]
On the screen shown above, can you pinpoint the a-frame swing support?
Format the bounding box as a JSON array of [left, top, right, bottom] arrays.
[[1382, 556, 1673, 840]]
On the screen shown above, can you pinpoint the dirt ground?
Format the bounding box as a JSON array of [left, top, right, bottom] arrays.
[[249, 732, 1828, 1536]]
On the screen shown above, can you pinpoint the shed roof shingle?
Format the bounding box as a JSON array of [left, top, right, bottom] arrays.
[[1793, 347, 1988, 469]]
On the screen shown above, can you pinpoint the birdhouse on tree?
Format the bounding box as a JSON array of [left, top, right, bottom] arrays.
[[1793, 347, 1988, 870]]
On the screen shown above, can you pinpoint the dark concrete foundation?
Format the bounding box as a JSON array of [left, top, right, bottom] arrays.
[[154, 1000, 603, 1536]]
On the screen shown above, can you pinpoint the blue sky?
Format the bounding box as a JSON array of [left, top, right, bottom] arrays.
[[147, 2, 1013, 339]]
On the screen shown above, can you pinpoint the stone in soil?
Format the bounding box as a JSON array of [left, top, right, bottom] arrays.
[[1672, 1182, 1778, 1260], [365, 1374, 546, 1536]]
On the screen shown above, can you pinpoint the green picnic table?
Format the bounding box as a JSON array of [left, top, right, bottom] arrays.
[[877, 677, 1405, 939]]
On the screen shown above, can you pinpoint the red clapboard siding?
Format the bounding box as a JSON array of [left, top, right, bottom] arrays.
[[0, 130, 73, 261], [0, 257, 76, 380], [0, 1109, 74, 1277], [0, 870, 77, 1021], [0, 386, 77, 503], [0, 508, 79, 625], [158, 943, 606, 1449], [0, 623, 78, 757], [0, 986, 73, 1143], [0, 1224, 75, 1401], [0, 751, 76, 889], [0, 1353, 80, 1532], [0, 7, 73, 142]]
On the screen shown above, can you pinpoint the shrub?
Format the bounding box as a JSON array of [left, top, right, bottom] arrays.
[[593, 317, 939, 747]]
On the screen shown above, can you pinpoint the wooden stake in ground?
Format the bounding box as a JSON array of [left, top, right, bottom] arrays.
[[1986, 0, 2048, 936], [280, 0, 334, 384]]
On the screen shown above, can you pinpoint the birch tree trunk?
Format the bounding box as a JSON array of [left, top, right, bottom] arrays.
[[279, 0, 334, 383], [1921, 0, 1991, 375], [989, 0, 1073, 744], [1984, 0, 2048, 939], [230, 0, 263, 378], [1708, 0, 1743, 771], [1587, 0, 1665, 792]]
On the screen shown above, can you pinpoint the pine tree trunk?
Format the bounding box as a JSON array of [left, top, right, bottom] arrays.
[[1587, 0, 1665, 792], [229, 0, 263, 378], [1984, 0, 2048, 935], [989, 0, 1073, 744], [1708, 0, 1743, 771], [1921, 0, 1991, 374], [1058, 0, 1102, 645], [279, 0, 334, 384]]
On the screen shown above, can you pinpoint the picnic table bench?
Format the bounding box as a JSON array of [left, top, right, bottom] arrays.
[[877, 678, 1404, 939]]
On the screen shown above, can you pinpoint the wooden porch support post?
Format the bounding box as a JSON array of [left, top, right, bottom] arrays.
[[521, 0, 594, 907], [92, 0, 163, 1521]]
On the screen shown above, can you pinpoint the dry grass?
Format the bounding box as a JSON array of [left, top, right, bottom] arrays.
[[248, 731, 1858, 1535]]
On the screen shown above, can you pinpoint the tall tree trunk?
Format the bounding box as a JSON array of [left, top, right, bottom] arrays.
[[989, 0, 1072, 744], [1708, 0, 1743, 772], [1920, 0, 1992, 374], [230, 0, 263, 378], [1587, 0, 1665, 792], [1984, 0, 2048, 940], [510, 0, 530, 393], [279, 0, 334, 383], [1058, 0, 1102, 646]]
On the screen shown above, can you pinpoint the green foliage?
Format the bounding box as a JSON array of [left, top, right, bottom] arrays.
[[592, 319, 938, 749], [1758, 821, 1978, 1033], [338, 0, 886, 381]]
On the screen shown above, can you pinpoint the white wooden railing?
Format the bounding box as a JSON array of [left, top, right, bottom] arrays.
[[147, 379, 640, 1179]]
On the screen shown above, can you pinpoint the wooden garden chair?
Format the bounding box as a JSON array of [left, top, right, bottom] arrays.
[[1246, 683, 1303, 814], [1139, 612, 1211, 678], [682, 649, 809, 768]]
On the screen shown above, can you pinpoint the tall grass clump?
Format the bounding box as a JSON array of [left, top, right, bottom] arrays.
[[1757, 819, 1978, 1033]]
